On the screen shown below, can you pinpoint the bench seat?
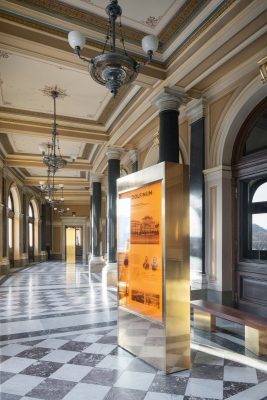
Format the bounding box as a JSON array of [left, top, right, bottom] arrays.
[[191, 300, 267, 356]]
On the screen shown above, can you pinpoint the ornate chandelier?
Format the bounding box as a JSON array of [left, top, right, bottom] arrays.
[[39, 86, 68, 173], [39, 170, 65, 208], [68, 0, 159, 96]]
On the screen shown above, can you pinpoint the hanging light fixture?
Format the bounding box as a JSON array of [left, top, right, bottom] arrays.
[[39, 171, 66, 208], [39, 168, 58, 199], [39, 85, 68, 173], [68, 0, 159, 96]]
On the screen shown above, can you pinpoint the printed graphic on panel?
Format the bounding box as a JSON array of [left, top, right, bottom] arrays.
[[118, 181, 162, 321]]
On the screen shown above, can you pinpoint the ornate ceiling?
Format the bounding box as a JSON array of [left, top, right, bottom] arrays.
[[0, 0, 266, 203]]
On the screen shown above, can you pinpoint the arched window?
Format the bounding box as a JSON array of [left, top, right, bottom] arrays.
[[8, 192, 14, 250], [234, 100, 267, 263], [251, 181, 267, 254]]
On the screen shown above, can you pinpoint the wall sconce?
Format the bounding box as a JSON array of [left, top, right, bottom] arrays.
[[257, 56, 267, 83], [72, 211, 76, 217]]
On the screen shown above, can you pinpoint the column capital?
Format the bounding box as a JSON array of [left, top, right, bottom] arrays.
[[151, 87, 190, 111], [106, 146, 124, 160], [128, 149, 138, 164], [186, 98, 207, 124], [90, 173, 102, 184]]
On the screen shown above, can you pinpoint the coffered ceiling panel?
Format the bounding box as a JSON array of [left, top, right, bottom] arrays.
[[9, 133, 85, 157], [60, 0, 184, 35], [0, 52, 110, 120]]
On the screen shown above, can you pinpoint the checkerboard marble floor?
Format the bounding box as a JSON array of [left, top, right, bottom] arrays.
[[0, 261, 267, 400]]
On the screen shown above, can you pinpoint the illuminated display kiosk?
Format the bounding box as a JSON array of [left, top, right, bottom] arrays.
[[117, 162, 190, 373]]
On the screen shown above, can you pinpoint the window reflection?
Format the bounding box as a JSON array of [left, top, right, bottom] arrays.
[[252, 182, 267, 203]]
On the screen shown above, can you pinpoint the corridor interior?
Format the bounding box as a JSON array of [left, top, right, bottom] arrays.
[[0, 261, 266, 400]]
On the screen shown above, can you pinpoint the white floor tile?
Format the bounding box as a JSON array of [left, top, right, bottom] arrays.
[[0, 344, 30, 356], [0, 374, 44, 396], [144, 393, 183, 400], [114, 371, 155, 391], [73, 334, 103, 343], [50, 364, 92, 382], [97, 355, 133, 370], [83, 343, 117, 355], [35, 338, 68, 349], [185, 378, 223, 399], [0, 357, 35, 373], [41, 349, 78, 363], [63, 382, 110, 400], [224, 366, 258, 384]]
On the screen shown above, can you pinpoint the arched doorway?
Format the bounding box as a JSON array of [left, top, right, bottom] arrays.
[[8, 192, 14, 267], [28, 201, 34, 262], [232, 97, 267, 317], [8, 185, 21, 268]]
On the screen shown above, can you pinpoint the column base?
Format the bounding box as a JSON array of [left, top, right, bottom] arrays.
[[103, 262, 117, 287], [40, 251, 48, 262], [14, 258, 28, 268], [0, 258, 10, 276], [89, 256, 105, 273], [191, 272, 208, 290]]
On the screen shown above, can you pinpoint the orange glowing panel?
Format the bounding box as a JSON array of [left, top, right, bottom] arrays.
[[118, 181, 162, 321]]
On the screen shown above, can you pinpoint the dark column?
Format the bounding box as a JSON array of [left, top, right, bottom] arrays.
[[187, 99, 206, 279], [89, 190, 93, 256], [153, 88, 187, 163], [22, 193, 27, 253], [106, 148, 121, 264], [41, 203, 46, 252], [159, 110, 179, 163], [91, 180, 102, 258]]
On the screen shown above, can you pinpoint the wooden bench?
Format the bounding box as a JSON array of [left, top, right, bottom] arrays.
[[191, 300, 267, 356]]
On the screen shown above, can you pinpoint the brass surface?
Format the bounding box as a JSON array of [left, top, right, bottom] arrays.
[[194, 309, 216, 332], [66, 227, 75, 264], [117, 162, 190, 373], [245, 326, 267, 356]]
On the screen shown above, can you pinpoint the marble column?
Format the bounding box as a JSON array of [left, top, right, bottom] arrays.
[[186, 98, 207, 290], [89, 175, 105, 272], [152, 88, 189, 163], [128, 149, 138, 173], [204, 166, 233, 300], [104, 147, 123, 286]]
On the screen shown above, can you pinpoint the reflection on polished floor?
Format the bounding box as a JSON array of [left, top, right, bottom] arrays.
[[0, 261, 266, 400]]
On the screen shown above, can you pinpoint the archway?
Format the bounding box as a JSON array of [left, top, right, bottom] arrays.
[[211, 76, 267, 167], [29, 198, 40, 262], [204, 80, 266, 300], [8, 184, 21, 267], [232, 97, 267, 317]]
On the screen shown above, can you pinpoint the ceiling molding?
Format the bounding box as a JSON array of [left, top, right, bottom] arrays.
[[4, 154, 92, 170]]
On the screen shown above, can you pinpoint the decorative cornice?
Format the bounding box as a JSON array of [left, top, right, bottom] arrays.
[[186, 98, 207, 124], [165, 0, 237, 66], [152, 87, 191, 111], [4, 0, 205, 47]]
